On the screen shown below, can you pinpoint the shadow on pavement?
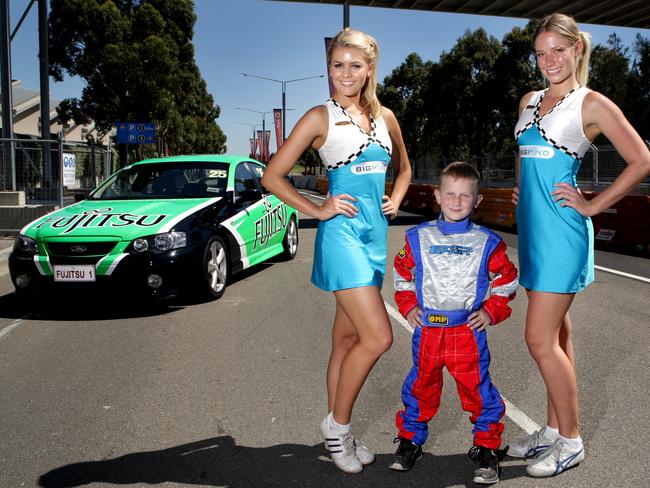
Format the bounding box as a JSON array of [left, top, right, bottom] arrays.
[[37, 435, 529, 487]]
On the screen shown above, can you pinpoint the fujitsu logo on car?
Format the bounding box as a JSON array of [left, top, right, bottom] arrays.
[[34, 208, 168, 234], [351, 161, 387, 175], [520, 145, 554, 159]]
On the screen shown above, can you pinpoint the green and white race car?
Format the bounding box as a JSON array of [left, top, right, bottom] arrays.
[[9, 154, 299, 300]]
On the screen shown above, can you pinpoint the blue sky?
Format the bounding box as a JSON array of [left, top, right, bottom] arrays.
[[8, 0, 650, 155]]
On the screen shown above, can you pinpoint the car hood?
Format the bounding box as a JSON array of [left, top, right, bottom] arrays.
[[21, 198, 222, 240]]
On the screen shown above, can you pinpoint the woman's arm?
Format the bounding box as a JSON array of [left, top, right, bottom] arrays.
[[553, 92, 650, 216], [261, 106, 358, 220], [382, 107, 412, 216], [512, 91, 536, 205]]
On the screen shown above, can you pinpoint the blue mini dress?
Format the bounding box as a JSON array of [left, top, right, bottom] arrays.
[[514, 87, 594, 293], [311, 99, 393, 291]]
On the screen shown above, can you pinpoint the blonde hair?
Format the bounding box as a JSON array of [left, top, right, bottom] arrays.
[[327, 28, 381, 119], [534, 13, 592, 86]]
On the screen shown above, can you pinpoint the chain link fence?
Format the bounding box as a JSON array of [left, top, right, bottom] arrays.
[[0, 135, 116, 204]]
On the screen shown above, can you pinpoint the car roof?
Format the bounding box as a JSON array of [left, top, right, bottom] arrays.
[[130, 154, 263, 166]]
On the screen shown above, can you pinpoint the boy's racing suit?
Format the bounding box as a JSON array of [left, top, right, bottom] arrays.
[[394, 216, 518, 449]]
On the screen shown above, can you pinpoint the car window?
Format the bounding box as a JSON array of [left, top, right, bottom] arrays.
[[234, 163, 259, 194], [91, 162, 229, 199]]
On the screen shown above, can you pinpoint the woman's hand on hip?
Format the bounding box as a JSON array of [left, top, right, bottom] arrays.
[[511, 186, 519, 206], [382, 195, 398, 218], [318, 193, 358, 220], [552, 183, 595, 217]]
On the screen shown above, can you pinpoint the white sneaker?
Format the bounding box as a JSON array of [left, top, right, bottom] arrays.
[[320, 415, 363, 473], [353, 437, 375, 465], [508, 429, 554, 458], [526, 438, 585, 477]]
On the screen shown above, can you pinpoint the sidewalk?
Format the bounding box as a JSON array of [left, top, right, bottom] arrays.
[[0, 236, 14, 264]]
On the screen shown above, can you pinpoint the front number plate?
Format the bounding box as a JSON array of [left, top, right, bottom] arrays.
[[53, 265, 96, 282]]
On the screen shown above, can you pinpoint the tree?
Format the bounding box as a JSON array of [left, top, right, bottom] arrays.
[[377, 53, 432, 164], [49, 0, 226, 165]]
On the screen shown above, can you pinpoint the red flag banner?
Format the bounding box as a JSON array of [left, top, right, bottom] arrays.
[[256, 130, 263, 161], [324, 37, 335, 98], [273, 109, 283, 150], [264, 130, 271, 162], [249, 138, 256, 158]]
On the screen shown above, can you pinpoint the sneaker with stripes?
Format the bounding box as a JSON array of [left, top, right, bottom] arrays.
[[320, 415, 363, 473], [526, 438, 585, 477]]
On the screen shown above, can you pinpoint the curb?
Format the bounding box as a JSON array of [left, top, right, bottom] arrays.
[[0, 245, 12, 265]]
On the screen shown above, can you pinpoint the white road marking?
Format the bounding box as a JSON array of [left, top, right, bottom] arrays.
[[384, 301, 542, 435], [595, 265, 650, 283], [0, 318, 25, 340]]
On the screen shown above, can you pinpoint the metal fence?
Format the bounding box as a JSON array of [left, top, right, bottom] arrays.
[[0, 135, 115, 205], [406, 143, 650, 192]]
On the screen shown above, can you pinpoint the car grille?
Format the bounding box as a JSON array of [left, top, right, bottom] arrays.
[[47, 241, 118, 257]]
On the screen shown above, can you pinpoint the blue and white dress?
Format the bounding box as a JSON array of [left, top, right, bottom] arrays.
[[311, 99, 393, 291], [514, 86, 594, 293]]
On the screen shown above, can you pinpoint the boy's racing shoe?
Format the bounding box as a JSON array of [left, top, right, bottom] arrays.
[[389, 437, 423, 471], [320, 415, 363, 474], [353, 437, 375, 465], [507, 429, 554, 458], [468, 445, 500, 485], [526, 438, 584, 477]]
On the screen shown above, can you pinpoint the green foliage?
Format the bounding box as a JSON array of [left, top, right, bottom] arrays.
[[49, 0, 226, 165]]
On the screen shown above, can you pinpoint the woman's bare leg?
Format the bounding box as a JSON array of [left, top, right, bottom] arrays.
[[525, 291, 580, 438], [546, 312, 575, 430], [326, 301, 359, 412], [330, 286, 393, 424]]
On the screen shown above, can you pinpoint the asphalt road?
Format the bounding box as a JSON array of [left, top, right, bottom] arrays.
[[1, 197, 649, 488]]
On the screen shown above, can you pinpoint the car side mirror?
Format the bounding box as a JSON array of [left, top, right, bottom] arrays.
[[74, 191, 90, 202]]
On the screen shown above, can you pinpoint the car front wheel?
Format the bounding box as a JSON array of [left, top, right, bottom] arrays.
[[202, 236, 229, 299]]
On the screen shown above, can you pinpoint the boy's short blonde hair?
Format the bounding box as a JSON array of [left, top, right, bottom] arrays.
[[440, 162, 481, 192]]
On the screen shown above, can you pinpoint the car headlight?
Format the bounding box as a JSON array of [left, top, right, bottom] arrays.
[[154, 231, 186, 252], [14, 234, 38, 255], [133, 238, 149, 252]]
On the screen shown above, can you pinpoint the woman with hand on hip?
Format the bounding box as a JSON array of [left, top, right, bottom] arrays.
[[261, 28, 411, 474], [509, 13, 650, 477]]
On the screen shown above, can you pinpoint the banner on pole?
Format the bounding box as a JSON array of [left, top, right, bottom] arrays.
[[264, 130, 271, 162], [256, 130, 263, 161], [273, 109, 283, 150], [249, 138, 256, 158]]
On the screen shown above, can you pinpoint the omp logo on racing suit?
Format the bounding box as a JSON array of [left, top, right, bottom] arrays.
[[427, 314, 448, 325], [351, 161, 387, 175], [34, 208, 168, 234], [429, 245, 473, 256], [254, 198, 288, 250], [519, 145, 554, 159]]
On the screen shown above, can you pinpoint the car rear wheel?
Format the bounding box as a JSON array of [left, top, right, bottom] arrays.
[[281, 216, 298, 260], [202, 236, 229, 299]]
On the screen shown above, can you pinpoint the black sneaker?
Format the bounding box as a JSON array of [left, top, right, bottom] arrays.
[[389, 437, 423, 471], [468, 445, 499, 484]]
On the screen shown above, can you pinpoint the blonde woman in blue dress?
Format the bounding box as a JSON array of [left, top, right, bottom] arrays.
[[262, 28, 411, 473], [509, 13, 650, 477]]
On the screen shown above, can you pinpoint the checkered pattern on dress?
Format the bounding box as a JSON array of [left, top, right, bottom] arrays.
[[515, 88, 581, 159], [327, 99, 392, 170]]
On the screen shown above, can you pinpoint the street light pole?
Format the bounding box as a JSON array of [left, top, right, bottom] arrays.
[[241, 73, 325, 142], [234, 107, 273, 162], [234, 121, 259, 158]]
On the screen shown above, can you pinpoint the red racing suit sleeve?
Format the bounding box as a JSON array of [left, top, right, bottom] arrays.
[[393, 239, 419, 318], [482, 239, 519, 325]]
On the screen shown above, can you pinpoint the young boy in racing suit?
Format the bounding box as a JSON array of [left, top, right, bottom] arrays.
[[390, 162, 518, 485]]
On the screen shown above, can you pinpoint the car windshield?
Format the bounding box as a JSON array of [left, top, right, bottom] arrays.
[[90, 162, 229, 200]]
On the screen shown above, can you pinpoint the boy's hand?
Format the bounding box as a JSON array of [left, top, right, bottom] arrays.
[[468, 309, 492, 331], [406, 306, 423, 328]]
